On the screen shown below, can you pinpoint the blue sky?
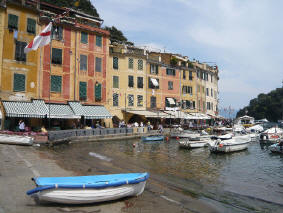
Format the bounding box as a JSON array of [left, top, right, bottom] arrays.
[[93, 0, 283, 110]]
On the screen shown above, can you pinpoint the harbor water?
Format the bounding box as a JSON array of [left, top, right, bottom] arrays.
[[48, 138, 283, 213]]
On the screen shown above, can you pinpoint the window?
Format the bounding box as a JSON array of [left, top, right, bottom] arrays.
[[80, 55, 87, 71], [182, 86, 193, 94], [51, 26, 63, 40], [13, 73, 25, 92], [211, 88, 213, 97], [206, 88, 209, 96], [51, 75, 62, 92], [150, 96, 156, 108], [193, 101, 196, 109], [81, 32, 88, 44], [113, 93, 119, 106], [128, 94, 134, 106], [113, 76, 119, 88], [137, 77, 143, 88], [8, 14, 18, 30], [52, 48, 62, 64], [79, 82, 87, 101], [137, 59, 143, 70], [189, 71, 193, 80], [95, 83, 102, 101], [137, 95, 143, 107], [150, 64, 158, 74], [166, 68, 176, 76], [148, 77, 159, 89], [197, 70, 200, 78], [207, 102, 210, 110], [165, 97, 176, 107], [185, 100, 191, 109], [211, 74, 213, 82], [95, 57, 102, 72], [128, 58, 133, 69], [27, 18, 36, 34], [96, 35, 102, 47], [113, 57, 118, 69], [168, 81, 173, 90], [128, 75, 134, 88], [183, 70, 186, 79], [15, 41, 27, 62]]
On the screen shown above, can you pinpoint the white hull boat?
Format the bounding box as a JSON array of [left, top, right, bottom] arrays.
[[249, 133, 259, 142], [259, 127, 283, 143], [179, 138, 212, 149], [0, 134, 33, 146], [27, 173, 149, 204], [209, 135, 251, 153]]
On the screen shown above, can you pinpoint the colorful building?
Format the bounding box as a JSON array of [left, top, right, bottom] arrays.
[[107, 44, 147, 126]]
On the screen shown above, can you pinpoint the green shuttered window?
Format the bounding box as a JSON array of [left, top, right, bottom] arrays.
[[138, 59, 143, 70], [96, 35, 102, 47], [15, 41, 27, 62], [128, 94, 134, 106], [137, 77, 143, 88], [51, 75, 62, 92], [13, 73, 25, 92], [113, 93, 119, 106], [52, 48, 62, 65], [128, 58, 133, 69], [8, 14, 18, 30], [113, 57, 118, 69], [79, 82, 87, 101], [128, 75, 134, 88], [95, 83, 102, 101], [137, 95, 143, 107], [95, 57, 102, 72], [80, 55, 87, 71], [27, 18, 36, 34], [81, 32, 88, 44], [113, 76, 119, 88]]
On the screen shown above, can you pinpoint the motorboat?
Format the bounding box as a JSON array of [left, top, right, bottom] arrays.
[[178, 138, 212, 149], [141, 135, 164, 142], [208, 134, 251, 153], [0, 134, 34, 145], [259, 127, 283, 143], [26, 173, 149, 204], [246, 125, 263, 141], [269, 142, 283, 154]]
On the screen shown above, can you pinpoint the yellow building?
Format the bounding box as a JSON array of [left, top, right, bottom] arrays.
[[1, 1, 39, 101], [107, 44, 147, 126]]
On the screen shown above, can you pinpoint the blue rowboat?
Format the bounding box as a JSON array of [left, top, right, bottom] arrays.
[[26, 172, 149, 204], [141, 135, 164, 142]]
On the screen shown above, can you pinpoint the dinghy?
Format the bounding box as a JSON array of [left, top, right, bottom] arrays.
[[208, 135, 251, 153], [141, 135, 164, 142], [269, 142, 283, 154], [27, 173, 149, 204], [0, 134, 33, 146], [178, 139, 211, 149]]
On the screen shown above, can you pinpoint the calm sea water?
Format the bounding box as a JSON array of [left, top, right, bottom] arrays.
[[51, 138, 283, 212]]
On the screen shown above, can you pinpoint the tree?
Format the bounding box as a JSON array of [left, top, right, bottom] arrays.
[[42, 0, 100, 17], [236, 88, 283, 122], [104, 26, 134, 45]]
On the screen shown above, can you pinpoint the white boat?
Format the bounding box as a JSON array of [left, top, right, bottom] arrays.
[[0, 134, 33, 145], [179, 139, 212, 148], [27, 173, 149, 204], [259, 127, 283, 143], [208, 135, 251, 153], [269, 143, 283, 154]]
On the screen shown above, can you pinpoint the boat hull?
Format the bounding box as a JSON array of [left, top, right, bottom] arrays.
[[32, 181, 146, 204], [0, 134, 33, 146], [142, 136, 164, 141], [209, 142, 249, 153], [179, 140, 210, 149]]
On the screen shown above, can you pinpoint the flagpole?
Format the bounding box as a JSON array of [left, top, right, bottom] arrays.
[[48, 31, 52, 130]]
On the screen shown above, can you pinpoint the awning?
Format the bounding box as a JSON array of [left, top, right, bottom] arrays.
[[189, 113, 211, 120], [167, 98, 175, 105], [46, 104, 80, 119], [69, 102, 112, 119], [151, 78, 159, 86], [164, 110, 192, 119], [125, 110, 169, 118], [2, 100, 46, 118]]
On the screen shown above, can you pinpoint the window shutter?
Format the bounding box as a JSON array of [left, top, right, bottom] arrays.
[[58, 27, 63, 40], [128, 58, 133, 69], [113, 93, 119, 106], [96, 35, 102, 47], [15, 41, 21, 61], [81, 32, 88, 43], [128, 75, 134, 87], [95, 83, 102, 101], [27, 18, 36, 34], [51, 75, 62, 92], [113, 57, 118, 69], [138, 59, 143, 70], [113, 76, 119, 88], [79, 82, 87, 100], [13, 73, 25, 92], [80, 55, 87, 70], [95, 57, 102, 72], [21, 42, 27, 61], [8, 14, 18, 29]]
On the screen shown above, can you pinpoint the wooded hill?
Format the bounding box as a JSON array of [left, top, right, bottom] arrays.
[[237, 87, 283, 122]]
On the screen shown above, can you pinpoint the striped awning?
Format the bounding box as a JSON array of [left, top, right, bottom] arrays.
[[46, 104, 80, 119], [125, 110, 169, 118], [69, 102, 112, 119], [2, 100, 46, 118]]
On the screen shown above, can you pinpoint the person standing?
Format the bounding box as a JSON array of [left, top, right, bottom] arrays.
[[19, 120, 25, 132]]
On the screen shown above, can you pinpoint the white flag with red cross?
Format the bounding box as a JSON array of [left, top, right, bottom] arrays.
[[24, 22, 52, 53]]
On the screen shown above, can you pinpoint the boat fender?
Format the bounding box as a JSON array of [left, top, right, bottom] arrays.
[[176, 137, 180, 140], [165, 136, 169, 141], [219, 143, 223, 147]]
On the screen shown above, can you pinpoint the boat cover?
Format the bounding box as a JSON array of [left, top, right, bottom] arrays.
[[142, 135, 164, 141], [27, 173, 149, 195]]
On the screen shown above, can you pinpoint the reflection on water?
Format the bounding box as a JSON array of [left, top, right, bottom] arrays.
[[51, 138, 283, 212]]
